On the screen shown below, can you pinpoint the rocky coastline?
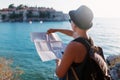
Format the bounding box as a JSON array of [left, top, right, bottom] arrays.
[[106, 55, 120, 80]]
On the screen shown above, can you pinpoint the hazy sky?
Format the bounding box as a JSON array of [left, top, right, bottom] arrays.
[[0, 0, 120, 18]]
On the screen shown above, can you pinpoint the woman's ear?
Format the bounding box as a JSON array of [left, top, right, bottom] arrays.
[[71, 21, 75, 27], [71, 21, 77, 31]]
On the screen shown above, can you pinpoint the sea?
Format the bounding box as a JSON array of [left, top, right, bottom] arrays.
[[0, 18, 120, 80]]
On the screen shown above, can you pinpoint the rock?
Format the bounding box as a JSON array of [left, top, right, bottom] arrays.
[[106, 55, 120, 80]]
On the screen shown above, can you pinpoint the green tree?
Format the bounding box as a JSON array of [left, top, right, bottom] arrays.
[[27, 11, 33, 18], [9, 12, 23, 21], [16, 4, 24, 10], [39, 11, 50, 18], [1, 14, 6, 20], [46, 11, 50, 18], [8, 4, 15, 9], [52, 15, 55, 18], [9, 11, 16, 19]]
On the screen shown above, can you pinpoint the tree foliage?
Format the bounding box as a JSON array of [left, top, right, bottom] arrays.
[[9, 12, 23, 19], [1, 14, 6, 20], [16, 4, 27, 10], [27, 11, 33, 18], [39, 11, 50, 18], [8, 4, 15, 9]]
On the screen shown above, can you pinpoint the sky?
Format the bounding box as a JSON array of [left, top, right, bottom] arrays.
[[0, 0, 120, 18]]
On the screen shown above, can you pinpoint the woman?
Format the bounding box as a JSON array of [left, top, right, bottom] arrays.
[[47, 5, 93, 80]]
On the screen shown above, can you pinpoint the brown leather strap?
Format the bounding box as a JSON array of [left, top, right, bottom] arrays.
[[66, 67, 79, 80], [71, 67, 79, 80], [66, 73, 68, 80]]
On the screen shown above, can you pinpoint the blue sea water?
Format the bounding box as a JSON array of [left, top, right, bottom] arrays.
[[0, 18, 120, 80]]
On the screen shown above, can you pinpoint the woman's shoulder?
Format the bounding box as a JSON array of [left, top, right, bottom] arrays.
[[66, 41, 86, 54], [65, 39, 87, 63], [69, 40, 83, 47]]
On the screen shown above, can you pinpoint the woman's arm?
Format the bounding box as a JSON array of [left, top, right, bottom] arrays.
[[47, 29, 74, 37]]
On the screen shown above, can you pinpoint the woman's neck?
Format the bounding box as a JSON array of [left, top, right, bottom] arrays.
[[74, 30, 89, 39]]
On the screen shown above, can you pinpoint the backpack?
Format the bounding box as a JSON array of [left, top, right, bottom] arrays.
[[67, 37, 112, 80]]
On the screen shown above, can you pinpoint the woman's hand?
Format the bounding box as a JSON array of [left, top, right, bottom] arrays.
[[56, 58, 61, 67], [47, 29, 57, 34]]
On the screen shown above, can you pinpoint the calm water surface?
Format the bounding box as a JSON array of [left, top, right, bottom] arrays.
[[0, 18, 120, 80]]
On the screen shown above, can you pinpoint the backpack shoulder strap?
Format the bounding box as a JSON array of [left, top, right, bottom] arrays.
[[72, 37, 91, 51]]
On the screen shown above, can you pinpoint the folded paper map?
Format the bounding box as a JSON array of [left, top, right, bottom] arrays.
[[31, 32, 63, 62]]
